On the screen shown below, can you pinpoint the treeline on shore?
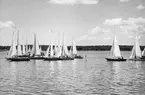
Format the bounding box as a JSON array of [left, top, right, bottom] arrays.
[[0, 45, 145, 51]]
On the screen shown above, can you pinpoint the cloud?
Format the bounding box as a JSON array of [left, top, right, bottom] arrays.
[[77, 35, 88, 41], [77, 26, 110, 41], [104, 37, 111, 40], [119, 0, 130, 2], [47, 0, 99, 4], [104, 17, 145, 26], [0, 21, 17, 29], [136, 4, 145, 10], [90, 26, 110, 34], [104, 18, 123, 26], [104, 17, 145, 34]]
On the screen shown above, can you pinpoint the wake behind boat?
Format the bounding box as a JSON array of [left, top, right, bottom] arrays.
[[105, 34, 126, 61]]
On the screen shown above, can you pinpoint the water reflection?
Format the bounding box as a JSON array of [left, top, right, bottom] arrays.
[[0, 51, 145, 95], [110, 61, 145, 95]]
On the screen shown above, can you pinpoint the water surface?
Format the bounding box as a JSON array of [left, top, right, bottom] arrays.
[[0, 51, 145, 95]]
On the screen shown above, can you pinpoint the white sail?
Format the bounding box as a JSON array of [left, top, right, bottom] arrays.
[[17, 30, 22, 56], [72, 40, 77, 55], [17, 45, 22, 55], [31, 34, 41, 56], [130, 36, 142, 59], [36, 39, 40, 55], [25, 38, 28, 53], [8, 31, 17, 57], [142, 48, 145, 56], [45, 46, 50, 57], [50, 42, 54, 57], [22, 45, 26, 54], [109, 35, 122, 58], [55, 46, 62, 57], [61, 33, 69, 56]]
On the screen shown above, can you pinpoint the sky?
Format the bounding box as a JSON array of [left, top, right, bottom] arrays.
[[0, 0, 145, 46]]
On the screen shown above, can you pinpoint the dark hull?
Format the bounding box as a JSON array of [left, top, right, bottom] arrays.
[[106, 58, 127, 61], [6, 57, 30, 61], [43, 57, 61, 61], [60, 57, 74, 60], [128, 58, 145, 61], [74, 55, 83, 59], [30, 56, 44, 60]]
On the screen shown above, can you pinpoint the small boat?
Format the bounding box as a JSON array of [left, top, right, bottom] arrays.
[[74, 55, 83, 59], [69, 37, 83, 59], [106, 34, 126, 61], [6, 56, 30, 61], [59, 56, 74, 60], [128, 35, 145, 61], [106, 57, 126, 61], [6, 30, 30, 61], [30, 33, 43, 59]]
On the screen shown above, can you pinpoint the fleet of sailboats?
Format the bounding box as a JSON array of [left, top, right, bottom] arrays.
[[5, 28, 145, 62]]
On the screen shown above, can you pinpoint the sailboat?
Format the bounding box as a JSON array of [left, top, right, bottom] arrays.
[[69, 38, 83, 59], [30, 33, 43, 59], [6, 30, 30, 61], [129, 36, 145, 61], [59, 33, 74, 60], [105, 34, 126, 61], [43, 39, 61, 61]]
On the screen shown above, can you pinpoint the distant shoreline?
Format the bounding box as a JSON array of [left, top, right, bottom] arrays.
[[0, 45, 145, 51]]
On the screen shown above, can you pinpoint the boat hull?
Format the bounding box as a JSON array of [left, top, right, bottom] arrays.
[[60, 57, 74, 60], [128, 58, 145, 61], [6, 57, 30, 61], [74, 55, 83, 59], [106, 58, 127, 61], [43, 57, 61, 61], [30, 56, 44, 59]]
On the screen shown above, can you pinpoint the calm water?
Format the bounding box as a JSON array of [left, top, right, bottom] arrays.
[[0, 51, 145, 95]]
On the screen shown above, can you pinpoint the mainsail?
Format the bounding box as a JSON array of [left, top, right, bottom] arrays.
[[72, 40, 77, 55], [142, 48, 145, 56], [109, 35, 122, 58], [8, 31, 17, 57], [130, 36, 142, 59], [22, 45, 26, 54], [31, 34, 41, 56], [17, 30, 22, 55], [45, 46, 50, 57]]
